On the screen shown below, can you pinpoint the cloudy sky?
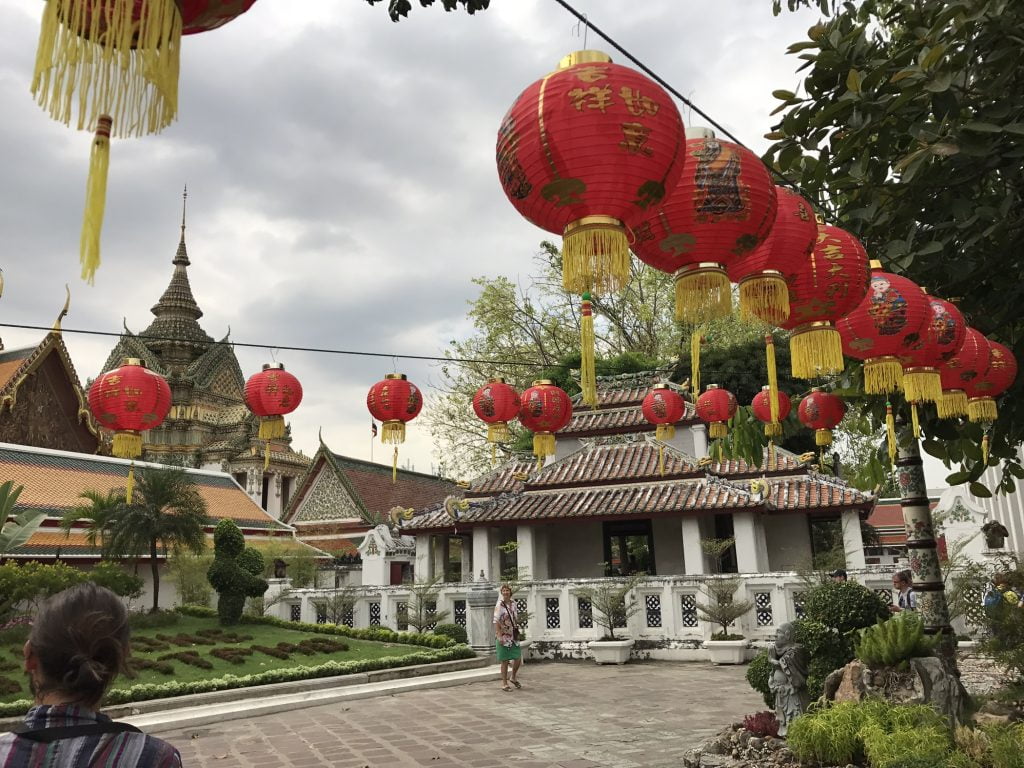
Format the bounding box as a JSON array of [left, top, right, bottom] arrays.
[[0, 0, 837, 479]]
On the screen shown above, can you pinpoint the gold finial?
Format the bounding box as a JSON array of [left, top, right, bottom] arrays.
[[181, 185, 188, 238], [52, 285, 71, 335]]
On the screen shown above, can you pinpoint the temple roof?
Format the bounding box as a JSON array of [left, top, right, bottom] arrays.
[[141, 229, 214, 353], [562, 374, 696, 437]]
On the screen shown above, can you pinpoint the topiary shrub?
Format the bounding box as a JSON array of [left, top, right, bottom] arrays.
[[433, 623, 468, 645], [855, 611, 938, 669], [803, 580, 890, 635], [746, 650, 773, 708], [87, 561, 144, 599], [207, 520, 269, 626]]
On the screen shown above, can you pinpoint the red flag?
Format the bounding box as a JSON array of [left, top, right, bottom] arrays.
[[371, 420, 378, 438]]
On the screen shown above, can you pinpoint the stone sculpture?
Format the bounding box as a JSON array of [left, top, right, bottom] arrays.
[[768, 622, 810, 736]]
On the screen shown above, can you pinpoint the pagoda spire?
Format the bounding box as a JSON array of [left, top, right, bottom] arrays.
[[174, 185, 189, 267]]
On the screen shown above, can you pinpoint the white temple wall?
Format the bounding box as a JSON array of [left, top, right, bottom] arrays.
[[548, 522, 605, 578], [764, 513, 813, 571], [652, 516, 685, 575]]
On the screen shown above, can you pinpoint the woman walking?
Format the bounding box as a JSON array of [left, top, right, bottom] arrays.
[[493, 583, 523, 691]]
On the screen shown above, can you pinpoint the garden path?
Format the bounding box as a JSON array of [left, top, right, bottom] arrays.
[[156, 660, 763, 768]]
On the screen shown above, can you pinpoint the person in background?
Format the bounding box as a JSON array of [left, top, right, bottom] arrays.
[[493, 583, 523, 692], [890, 569, 917, 612], [830, 569, 848, 583], [0, 582, 182, 767]]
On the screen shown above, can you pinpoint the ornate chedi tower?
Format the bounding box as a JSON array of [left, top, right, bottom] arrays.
[[99, 197, 310, 518]]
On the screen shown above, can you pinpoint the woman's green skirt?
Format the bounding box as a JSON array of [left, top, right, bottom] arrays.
[[496, 640, 522, 661]]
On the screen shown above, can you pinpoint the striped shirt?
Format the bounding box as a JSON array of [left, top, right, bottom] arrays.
[[0, 705, 181, 767]]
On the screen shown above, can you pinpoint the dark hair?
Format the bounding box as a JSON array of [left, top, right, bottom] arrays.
[[28, 582, 132, 707], [894, 569, 913, 586]]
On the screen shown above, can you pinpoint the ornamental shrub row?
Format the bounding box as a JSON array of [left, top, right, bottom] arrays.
[[0, 645, 476, 718]]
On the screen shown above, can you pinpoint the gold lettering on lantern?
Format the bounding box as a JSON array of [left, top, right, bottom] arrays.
[[573, 66, 608, 83], [632, 221, 655, 245], [619, 122, 653, 156], [122, 386, 142, 396], [381, 385, 391, 411], [568, 86, 614, 113], [124, 401, 140, 412], [619, 87, 659, 117]]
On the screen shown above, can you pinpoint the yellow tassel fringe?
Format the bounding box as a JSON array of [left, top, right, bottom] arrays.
[[902, 369, 942, 404], [562, 222, 629, 295], [258, 415, 286, 441], [863, 357, 904, 394], [125, 463, 135, 504], [691, 331, 702, 396], [264, 442, 271, 471], [487, 422, 511, 443], [533, 432, 556, 459], [32, 0, 181, 137], [764, 422, 783, 438], [392, 446, 398, 484], [674, 267, 731, 324], [656, 423, 676, 441], [815, 428, 833, 447], [911, 402, 921, 439], [886, 402, 897, 466], [580, 294, 597, 407], [739, 274, 790, 326], [112, 431, 142, 459], [80, 115, 112, 284], [968, 398, 998, 423], [381, 421, 407, 445], [789, 325, 844, 379], [766, 335, 780, 424], [982, 433, 990, 465], [937, 390, 968, 419], [709, 422, 728, 439]]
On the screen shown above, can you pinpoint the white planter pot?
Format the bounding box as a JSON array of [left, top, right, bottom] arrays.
[[588, 638, 635, 665], [704, 639, 748, 665]]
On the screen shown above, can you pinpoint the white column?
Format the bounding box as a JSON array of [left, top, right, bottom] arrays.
[[681, 516, 706, 575], [266, 474, 283, 519], [733, 511, 769, 573], [459, 536, 473, 583], [842, 509, 867, 570], [533, 525, 550, 581], [516, 525, 538, 582], [432, 535, 448, 582], [692, 423, 709, 458], [414, 534, 432, 581], [472, 527, 495, 581]]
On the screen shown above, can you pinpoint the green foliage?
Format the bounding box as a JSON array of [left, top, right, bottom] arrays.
[[365, 0, 490, 23], [856, 612, 938, 668], [312, 587, 358, 626], [989, 724, 1024, 768], [396, 575, 451, 633], [746, 650, 774, 708], [87, 561, 144, 600], [787, 698, 948, 766], [794, 618, 856, 701], [768, 0, 1024, 487], [574, 574, 644, 640], [432, 623, 468, 645], [0, 560, 86, 623], [696, 576, 754, 638], [127, 610, 181, 631], [167, 552, 214, 607], [208, 520, 269, 626], [257, 540, 317, 589], [0, 481, 45, 554], [980, 560, 1024, 691], [803, 579, 890, 634]]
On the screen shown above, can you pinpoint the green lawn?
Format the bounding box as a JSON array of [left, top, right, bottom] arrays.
[[0, 614, 438, 705]]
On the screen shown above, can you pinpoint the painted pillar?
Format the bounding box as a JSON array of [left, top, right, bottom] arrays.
[[733, 511, 769, 573], [841, 508, 867, 570], [681, 516, 706, 575], [472, 527, 495, 581], [896, 424, 955, 670]]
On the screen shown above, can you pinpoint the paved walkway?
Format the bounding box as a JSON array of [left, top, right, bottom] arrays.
[[156, 661, 763, 768]]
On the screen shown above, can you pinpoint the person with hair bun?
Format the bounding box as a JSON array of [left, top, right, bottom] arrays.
[[0, 582, 182, 766]]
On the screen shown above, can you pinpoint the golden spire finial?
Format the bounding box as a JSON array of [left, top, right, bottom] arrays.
[[181, 185, 188, 238], [52, 284, 71, 336]]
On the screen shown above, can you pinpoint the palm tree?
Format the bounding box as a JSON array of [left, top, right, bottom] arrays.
[[0, 480, 46, 555], [61, 489, 126, 549], [101, 467, 208, 612]]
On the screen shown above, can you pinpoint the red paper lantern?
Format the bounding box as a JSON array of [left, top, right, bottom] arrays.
[[898, 291, 967, 405], [751, 385, 792, 437], [497, 50, 686, 295], [938, 327, 990, 419], [88, 357, 172, 459], [728, 186, 817, 326], [181, 1, 259, 34], [630, 133, 777, 323], [797, 388, 846, 446], [518, 380, 573, 460], [367, 374, 423, 445], [642, 384, 687, 441], [696, 384, 737, 439], [472, 378, 521, 443], [968, 339, 1018, 423], [244, 363, 303, 440], [780, 224, 871, 379], [836, 264, 930, 395]]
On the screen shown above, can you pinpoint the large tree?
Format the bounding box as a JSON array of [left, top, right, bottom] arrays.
[[766, 0, 1024, 494], [365, 0, 488, 22]]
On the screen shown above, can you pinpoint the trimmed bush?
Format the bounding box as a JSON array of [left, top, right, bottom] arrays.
[[795, 618, 856, 700], [433, 623, 468, 645], [210, 647, 254, 665], [128, 610, 180, 631], [158, 651, 213, 670], [803, 580, 890, 634], [207, 520, 268, 626], [129, 658, 175, 675], [0, 676, 21, 695], [87, 561, 144, 599], [746, 650, 773, 708]]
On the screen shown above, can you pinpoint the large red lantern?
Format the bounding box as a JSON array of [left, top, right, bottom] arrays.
[[32, 0, 257, 283], [642, 384, 687, 441], [797, 388, 846, 446], [88, 358, 172, 459], [472, 378, 521, 443], [780, 224, 871, 379], [837, 264, 930, 395], [728, 186, 817, 326], [244, 363, 303, 441], [367, 374, 423, 444], [968, 339, 1018, 423], [630, 133, 777, 324], [898, 291, 967, 405], [497, 50, 686, 295], [518, 380, 573, 461], [938, 327, 991, 419], [751, 385, 792, 438], [696, 384, 737, 439]]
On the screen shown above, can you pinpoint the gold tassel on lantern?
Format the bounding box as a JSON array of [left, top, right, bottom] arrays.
[[392, 447, 399, 484], [709, 422, 728, 439], [938, 390, 969, 419], [125, 463, 136, 504], [258, 415, 286, 440], [80, 115, 112, 283], [381, 421, 406, 444], [863, 356, 904, 394], [264, 443, 271, 471], [533, 432, 556, 470], [982, 432, 990, 465], [910, 402, 921, 439], [111, 431, 143, 504], [691, 331, 702, 396], [487, 423, 510, 443], [968, 397, 998, 423], [789, 323, 844, 379], [815, 428, 833, 447], [655, 424, 676, 441], [739, 271, 789, 326], [766, 335, 780, 424], [580, 292, 597, 407], [902, 368, 942, 403], [885, 400, 897, 466], [563, 217, 629, 295], [674, 264, 731, 324]]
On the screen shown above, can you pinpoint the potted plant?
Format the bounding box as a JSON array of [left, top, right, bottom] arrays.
[[697, 575, 754, 664], [575, 573, 644, 664], [982, 520, 1010, 550]]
